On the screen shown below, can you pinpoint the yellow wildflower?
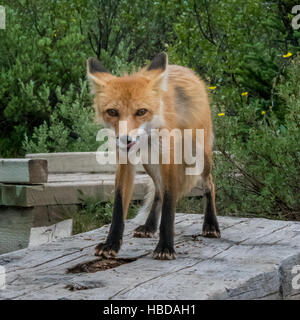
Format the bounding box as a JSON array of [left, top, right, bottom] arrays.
[[218, 113, 225, 117], [261, 111, 266, 115], [282, 52, 292, 58], [209, 86, 217, 90], [54, 33, 57, 37], [241, 92, 248, 96]]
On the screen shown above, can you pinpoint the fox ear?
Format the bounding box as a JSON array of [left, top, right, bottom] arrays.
[[146, 52, 168, 92], [147, 52, 168, 72], [86, 57, 113, 93]]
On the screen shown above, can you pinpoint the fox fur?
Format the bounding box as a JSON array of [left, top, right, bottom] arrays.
[[87, 52, 220, 260]]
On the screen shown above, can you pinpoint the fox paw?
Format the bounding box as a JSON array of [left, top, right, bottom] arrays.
[[133, 225, 155, 238], [202, 223, 221, 238], [153, 244, 176, 260], [94, 241, 120, 258]]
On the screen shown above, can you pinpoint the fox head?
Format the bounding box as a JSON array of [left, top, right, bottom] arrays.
[[87, 53, 168, 150]]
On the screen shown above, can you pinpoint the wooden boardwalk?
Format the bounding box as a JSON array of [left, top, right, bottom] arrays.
[[0, 213, 299, 300], [0, 153, 203, 254]]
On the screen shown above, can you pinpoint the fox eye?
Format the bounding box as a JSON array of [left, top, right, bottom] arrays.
[[106, 109, 119, 117], [136, 108, 148, 116]]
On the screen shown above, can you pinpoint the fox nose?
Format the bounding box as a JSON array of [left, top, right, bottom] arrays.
[[119, 135, 132, 145]]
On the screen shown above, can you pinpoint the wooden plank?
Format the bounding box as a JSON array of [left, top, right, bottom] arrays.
[[0, 207, 33, 254], [0, 159, 48, 184], [0, 174, 149, 207], [28, 219, 73, 248], [0, 214, 299, 300], [26, 152, 145, 173], [0, 205, 77, 254], [26, 151, 221, 174], [0, 173, 204, 207]]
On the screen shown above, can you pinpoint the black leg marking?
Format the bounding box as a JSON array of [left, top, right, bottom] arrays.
[[95, 189, 124, 258], [202, 190, 221, 238], [134, 193, 162, 238], [153, 192, 176, 260]]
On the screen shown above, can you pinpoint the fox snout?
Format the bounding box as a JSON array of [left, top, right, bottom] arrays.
[[117, 135, 137, 151]]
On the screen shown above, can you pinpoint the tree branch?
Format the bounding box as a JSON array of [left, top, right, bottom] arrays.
[[193, 0, 216, 46]]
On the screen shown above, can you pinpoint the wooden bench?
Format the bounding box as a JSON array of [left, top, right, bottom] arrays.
[[0, 152, 203, 254]]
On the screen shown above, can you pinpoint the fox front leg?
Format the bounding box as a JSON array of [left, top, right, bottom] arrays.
[[95, 164, 134, 258]]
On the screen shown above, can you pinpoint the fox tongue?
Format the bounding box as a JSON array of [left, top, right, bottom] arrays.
[[127, 141, 136, 150]]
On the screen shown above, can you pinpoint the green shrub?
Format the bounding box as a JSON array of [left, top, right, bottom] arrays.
[[213, 57, 300, 220], [23, 80, 101, 153], [1, 0, 299, 222], [0, 1, 176, 157], [0, 3, 89, 156]]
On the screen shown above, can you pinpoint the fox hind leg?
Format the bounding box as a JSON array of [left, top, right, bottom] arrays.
[[133, 193, 162, 238], [133, 164, 162, 238], [202, 174, 221, 238]]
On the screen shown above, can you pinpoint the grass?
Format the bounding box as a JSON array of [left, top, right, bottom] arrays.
[[68, 193, 279, 235], [68, 194, 205, 235], [177, 196, 203, 214], [71, 193, 140, 235]]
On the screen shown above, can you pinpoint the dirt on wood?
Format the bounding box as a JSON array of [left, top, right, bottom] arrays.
[[66, 257, 136, 274]]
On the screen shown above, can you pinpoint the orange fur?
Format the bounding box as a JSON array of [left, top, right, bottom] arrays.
[[88, 53, 220, 260]]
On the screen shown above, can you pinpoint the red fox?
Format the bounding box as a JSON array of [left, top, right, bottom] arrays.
[[87, 53, 220, 260]]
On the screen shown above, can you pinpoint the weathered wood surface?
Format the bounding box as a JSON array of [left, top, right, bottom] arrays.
[[29, 219, 73, 248], [0, 205, 77, 255], [0, 153, 203, 206], [0, 207, 33, 255], [0, 213, 299, 300], [0, 173, 147, 207], [0, 173, 203, 207], [26, 152, 145, 173], [0, 159, 48, 184]]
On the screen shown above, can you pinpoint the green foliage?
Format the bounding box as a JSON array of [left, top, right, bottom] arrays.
[[169, 0, 300, 119], [1, 0, 299, 220], [0, 0, 175, 156], [165, 0, 299, 219], [0, 1, 89, 156], [72, 192, 139, 234], [213, 57, 300, 220], [177, 197, 203, 214], [23, 80, 101, 153]]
